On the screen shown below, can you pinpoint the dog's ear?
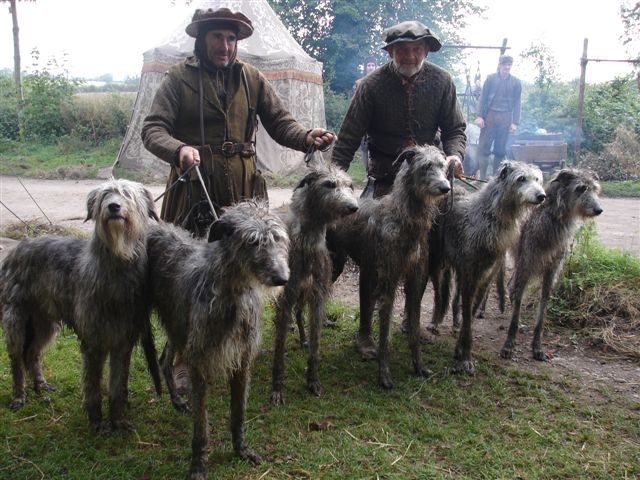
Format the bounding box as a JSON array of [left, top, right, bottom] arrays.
[[143, 188, 160, 221], [498, 161, 512, 180], [208, 218, 234, 243], [552, 169, 576, 187], [392, 148, 417, 167], [85, 188, 99, 222], [295, 171, 320, 191]]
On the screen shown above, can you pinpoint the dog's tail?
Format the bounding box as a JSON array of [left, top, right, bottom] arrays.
[[141, 320, 163, 396]]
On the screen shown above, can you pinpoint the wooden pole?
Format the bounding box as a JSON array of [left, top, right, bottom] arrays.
[[575, 38, 588, 164]]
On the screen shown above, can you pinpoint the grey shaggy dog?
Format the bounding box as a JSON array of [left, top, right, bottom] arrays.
[[500, 168, 603, 361], [146, 200, 289, 480], [0, 179, 161, 431], [426, 160, 547, 373], [270, 159, 359, 404], [327, 145, 451, 389]]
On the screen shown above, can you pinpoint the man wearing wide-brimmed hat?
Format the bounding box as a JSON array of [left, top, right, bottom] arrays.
[[143, 7, 333, 228], [474, 54, 522, 180], [331, 20, 466, 199]]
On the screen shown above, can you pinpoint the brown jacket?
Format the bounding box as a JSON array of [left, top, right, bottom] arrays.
[[142, 56, 309, 227]]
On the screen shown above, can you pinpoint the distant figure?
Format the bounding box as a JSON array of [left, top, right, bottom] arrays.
[[351, 56, 379, 172], [474, 54, 522, 180]]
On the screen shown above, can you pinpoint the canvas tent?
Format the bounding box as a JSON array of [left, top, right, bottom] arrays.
[[114, 0, 325, 180]]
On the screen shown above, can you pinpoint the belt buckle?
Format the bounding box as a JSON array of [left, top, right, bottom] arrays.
[[221, 141, 234, 156]]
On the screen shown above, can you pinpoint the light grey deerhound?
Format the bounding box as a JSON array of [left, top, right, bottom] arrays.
[[427, 160, 546, 373], [0, 179, 161, 431], [500, 168, 603, 361], [146, 200, 289, 480], [327, 145, 451, 389], [270, 159, 359, 404]]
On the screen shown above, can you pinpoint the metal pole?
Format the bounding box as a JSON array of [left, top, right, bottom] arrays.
[[575, 38, 588, 164]]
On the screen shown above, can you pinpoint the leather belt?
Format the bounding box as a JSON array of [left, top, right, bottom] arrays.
[[211, 141, 255, 157]]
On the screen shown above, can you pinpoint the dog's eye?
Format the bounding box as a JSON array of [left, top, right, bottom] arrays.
[[322, 180, 336, 189], [517, 176, 526, 182], [576, 185, 587, 194]]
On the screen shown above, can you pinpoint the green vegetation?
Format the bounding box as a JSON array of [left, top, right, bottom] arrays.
[[548, 224, 640, 359], [1, 300, 638, 480]]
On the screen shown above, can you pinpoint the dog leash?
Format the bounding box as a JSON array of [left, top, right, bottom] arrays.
[[194, 163, 219, 221], [154, 164, 198, 203]]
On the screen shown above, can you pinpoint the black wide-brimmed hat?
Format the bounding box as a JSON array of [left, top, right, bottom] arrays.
[[185, 7, 254, 39], [382, 20, 442, 52]]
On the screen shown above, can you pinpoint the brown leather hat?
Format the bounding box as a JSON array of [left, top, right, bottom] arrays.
[[382, 20, 442, 52], [185, 7, 254, 39]]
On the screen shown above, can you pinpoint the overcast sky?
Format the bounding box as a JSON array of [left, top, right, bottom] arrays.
[[0, 0, 635, 83]]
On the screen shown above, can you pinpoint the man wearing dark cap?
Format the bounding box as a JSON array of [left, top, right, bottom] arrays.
[[142, 7, 333, 229], [330, 20, 466, 352], [474, 54, 522, 179], [331, 20, 466, 198]]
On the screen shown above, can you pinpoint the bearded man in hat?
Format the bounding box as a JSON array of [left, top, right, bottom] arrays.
[[331, 20, 466, 198], [142, 7, 333, 228], [474, 54, 522, 179]]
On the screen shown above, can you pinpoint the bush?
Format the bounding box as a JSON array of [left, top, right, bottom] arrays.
[[579, 125, 640, 181], [0, 74, 19, 139], [64, 92, 135, 145], [323, 86, 350, 134]]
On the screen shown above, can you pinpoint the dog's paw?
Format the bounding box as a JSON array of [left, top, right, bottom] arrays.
[[109, 418, 134, 433], [238, 446, 262, 465], [171, 396, 190, 413], [453, 359, 476, 374], [307, 379, 323, 397], [414, 364, 434, 379], [500, 346, 514, 359], [356, 335, 378, 360], [378, 370, 394, 390], [34, 380, 56, 393], [532, 349, 549, 361], [9, 395, 26, 410], [270, 391, 285, 406]]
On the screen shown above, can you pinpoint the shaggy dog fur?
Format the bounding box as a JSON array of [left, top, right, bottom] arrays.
[[327, 145, 451, 389], [500, 168, 603, 360], [146, 201, 289, 480], [0, 179, 161, 431], [426, 161, 547, 373], [270, 160, 359, 404]]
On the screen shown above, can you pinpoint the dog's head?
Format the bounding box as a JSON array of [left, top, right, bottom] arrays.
[[547, 168, 603, 218], [86, 178, 159, 261], [392, 145, 451, 202]]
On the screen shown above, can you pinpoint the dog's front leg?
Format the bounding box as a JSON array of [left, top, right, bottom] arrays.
[[306, 294, 324, 396], [271, 299, 292, 405], [454, 281, 476, 374], [357, 268, 378, 360], [81, 346, 107, 431], [230, 361, 262, 465], [189, 364, 209, 480], [377, 290, 395, 389], [108, 344, 134, 431], [404, 274, 433, 378]]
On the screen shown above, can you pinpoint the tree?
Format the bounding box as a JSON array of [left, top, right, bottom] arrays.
[[269, 0, 482, 93], [620, 1, 640, 60]]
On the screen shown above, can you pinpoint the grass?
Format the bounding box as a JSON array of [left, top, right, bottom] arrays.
[[600, 180, 640, 198], [1, 301, 639, 480]]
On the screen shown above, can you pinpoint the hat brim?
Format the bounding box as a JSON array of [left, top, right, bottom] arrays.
[[382, 36, 442, 52], [185, 18, 253, 39]]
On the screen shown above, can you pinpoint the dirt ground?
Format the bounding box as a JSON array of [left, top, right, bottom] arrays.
[[0, 175, 638, 402]]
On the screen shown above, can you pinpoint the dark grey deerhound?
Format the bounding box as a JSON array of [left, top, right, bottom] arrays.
[[270, 159, 359, 404], [146, 200, 289, 480], [327, 145, 451, 389], [500, 168, 603, 361], [426, 160, 547, 373], [0, 179, 161, 430]]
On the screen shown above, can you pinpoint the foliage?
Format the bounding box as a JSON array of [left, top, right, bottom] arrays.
[[1, 302, 639, 479], [64, 93, 135, 146], [600, 179, 640, 197], [579, 125, 640, 181], [620, 1, 640, 59], [269, 0, 482, 93], [549, 223, 640, 359], [323, 85, 350, 134], [19, 51, 82, 142], [581, 76, 640, 153], [0, 74, 19, 139]]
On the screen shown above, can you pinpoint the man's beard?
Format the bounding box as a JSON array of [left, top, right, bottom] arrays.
[[392, 59, 424, 78]]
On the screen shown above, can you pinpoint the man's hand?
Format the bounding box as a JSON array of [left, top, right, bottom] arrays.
[[509, 123, 518, 134], [446, 155, 464, 179], [306, 129, 335, 150], [178, 145, 201, 171], [474, 117, 485, 129]]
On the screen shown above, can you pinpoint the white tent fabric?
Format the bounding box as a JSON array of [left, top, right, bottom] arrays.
[[115, 0, 325, 180]]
